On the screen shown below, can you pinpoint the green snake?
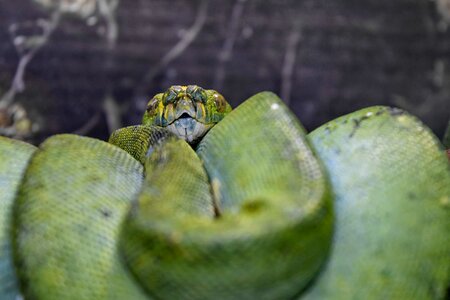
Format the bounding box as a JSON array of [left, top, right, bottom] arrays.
[[0, 85, 449, 300]]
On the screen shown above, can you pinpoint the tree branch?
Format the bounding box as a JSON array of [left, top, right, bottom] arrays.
[[213, 0, 247, 90], [98, 0, 121, 132], [0, 11, 61, 109], [135, 0, 208, 97], [280, 20, 302, 105], [72, 111, 102, 135]]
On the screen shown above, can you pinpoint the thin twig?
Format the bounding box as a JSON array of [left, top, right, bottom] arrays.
[[280, 20, 302, 105], [98, 0, 119, 50], [0, 127, 16, 136], [103, 94, 122, 132], [135, 0, 208, 96], [72, 111, 102, 135], [213, 0, 247, 90], [392, 94, 433, 115], [73, 0, 121, 135], [98, 0, 121, 133], [0, 11, 61, 109], [435, 0, 450, 30]]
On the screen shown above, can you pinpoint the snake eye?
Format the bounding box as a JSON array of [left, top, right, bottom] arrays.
[[146, 97, 160, 115], [187, 85, 207, 103], [213, 93, 227, 112], [163, 86, 181, 104], [186, 85, 196, 94], [193, 90, 207, 104]]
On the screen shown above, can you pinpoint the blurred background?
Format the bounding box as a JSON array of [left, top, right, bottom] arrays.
[[0, 0, 449, 144]]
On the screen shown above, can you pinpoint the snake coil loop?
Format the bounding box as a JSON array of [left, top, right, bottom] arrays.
[[0, 88, 449, 300]]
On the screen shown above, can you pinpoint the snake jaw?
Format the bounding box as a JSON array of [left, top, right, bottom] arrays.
[[166, 117, 213, 143]]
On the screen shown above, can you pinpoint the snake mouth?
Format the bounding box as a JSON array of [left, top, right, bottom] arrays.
[[166, 112, 213, 143], [178, 112, 192, 119], [171, 112, 195, 124]]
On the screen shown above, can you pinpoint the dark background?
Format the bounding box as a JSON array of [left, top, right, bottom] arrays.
[[0, 0, 449, 143]]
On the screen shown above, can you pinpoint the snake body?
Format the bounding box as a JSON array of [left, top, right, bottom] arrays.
[[0, 87, 449, 299]]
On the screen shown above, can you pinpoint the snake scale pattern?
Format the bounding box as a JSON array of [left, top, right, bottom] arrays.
[[0, 86, 449, 300]]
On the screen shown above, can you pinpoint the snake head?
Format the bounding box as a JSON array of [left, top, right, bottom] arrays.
[[142, 85, 232, 143]]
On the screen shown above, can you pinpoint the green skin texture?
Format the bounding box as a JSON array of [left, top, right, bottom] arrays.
[[0, 139, 36, 299], [120, 93, 332, 300], [304, 107, 450, 299], [0, 91, 449, 300]]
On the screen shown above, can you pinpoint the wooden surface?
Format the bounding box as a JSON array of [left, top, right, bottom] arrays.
[[0, 0, 449, 142]]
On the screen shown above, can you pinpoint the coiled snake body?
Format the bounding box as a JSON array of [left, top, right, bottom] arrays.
[[0, 86, 449, 299]]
